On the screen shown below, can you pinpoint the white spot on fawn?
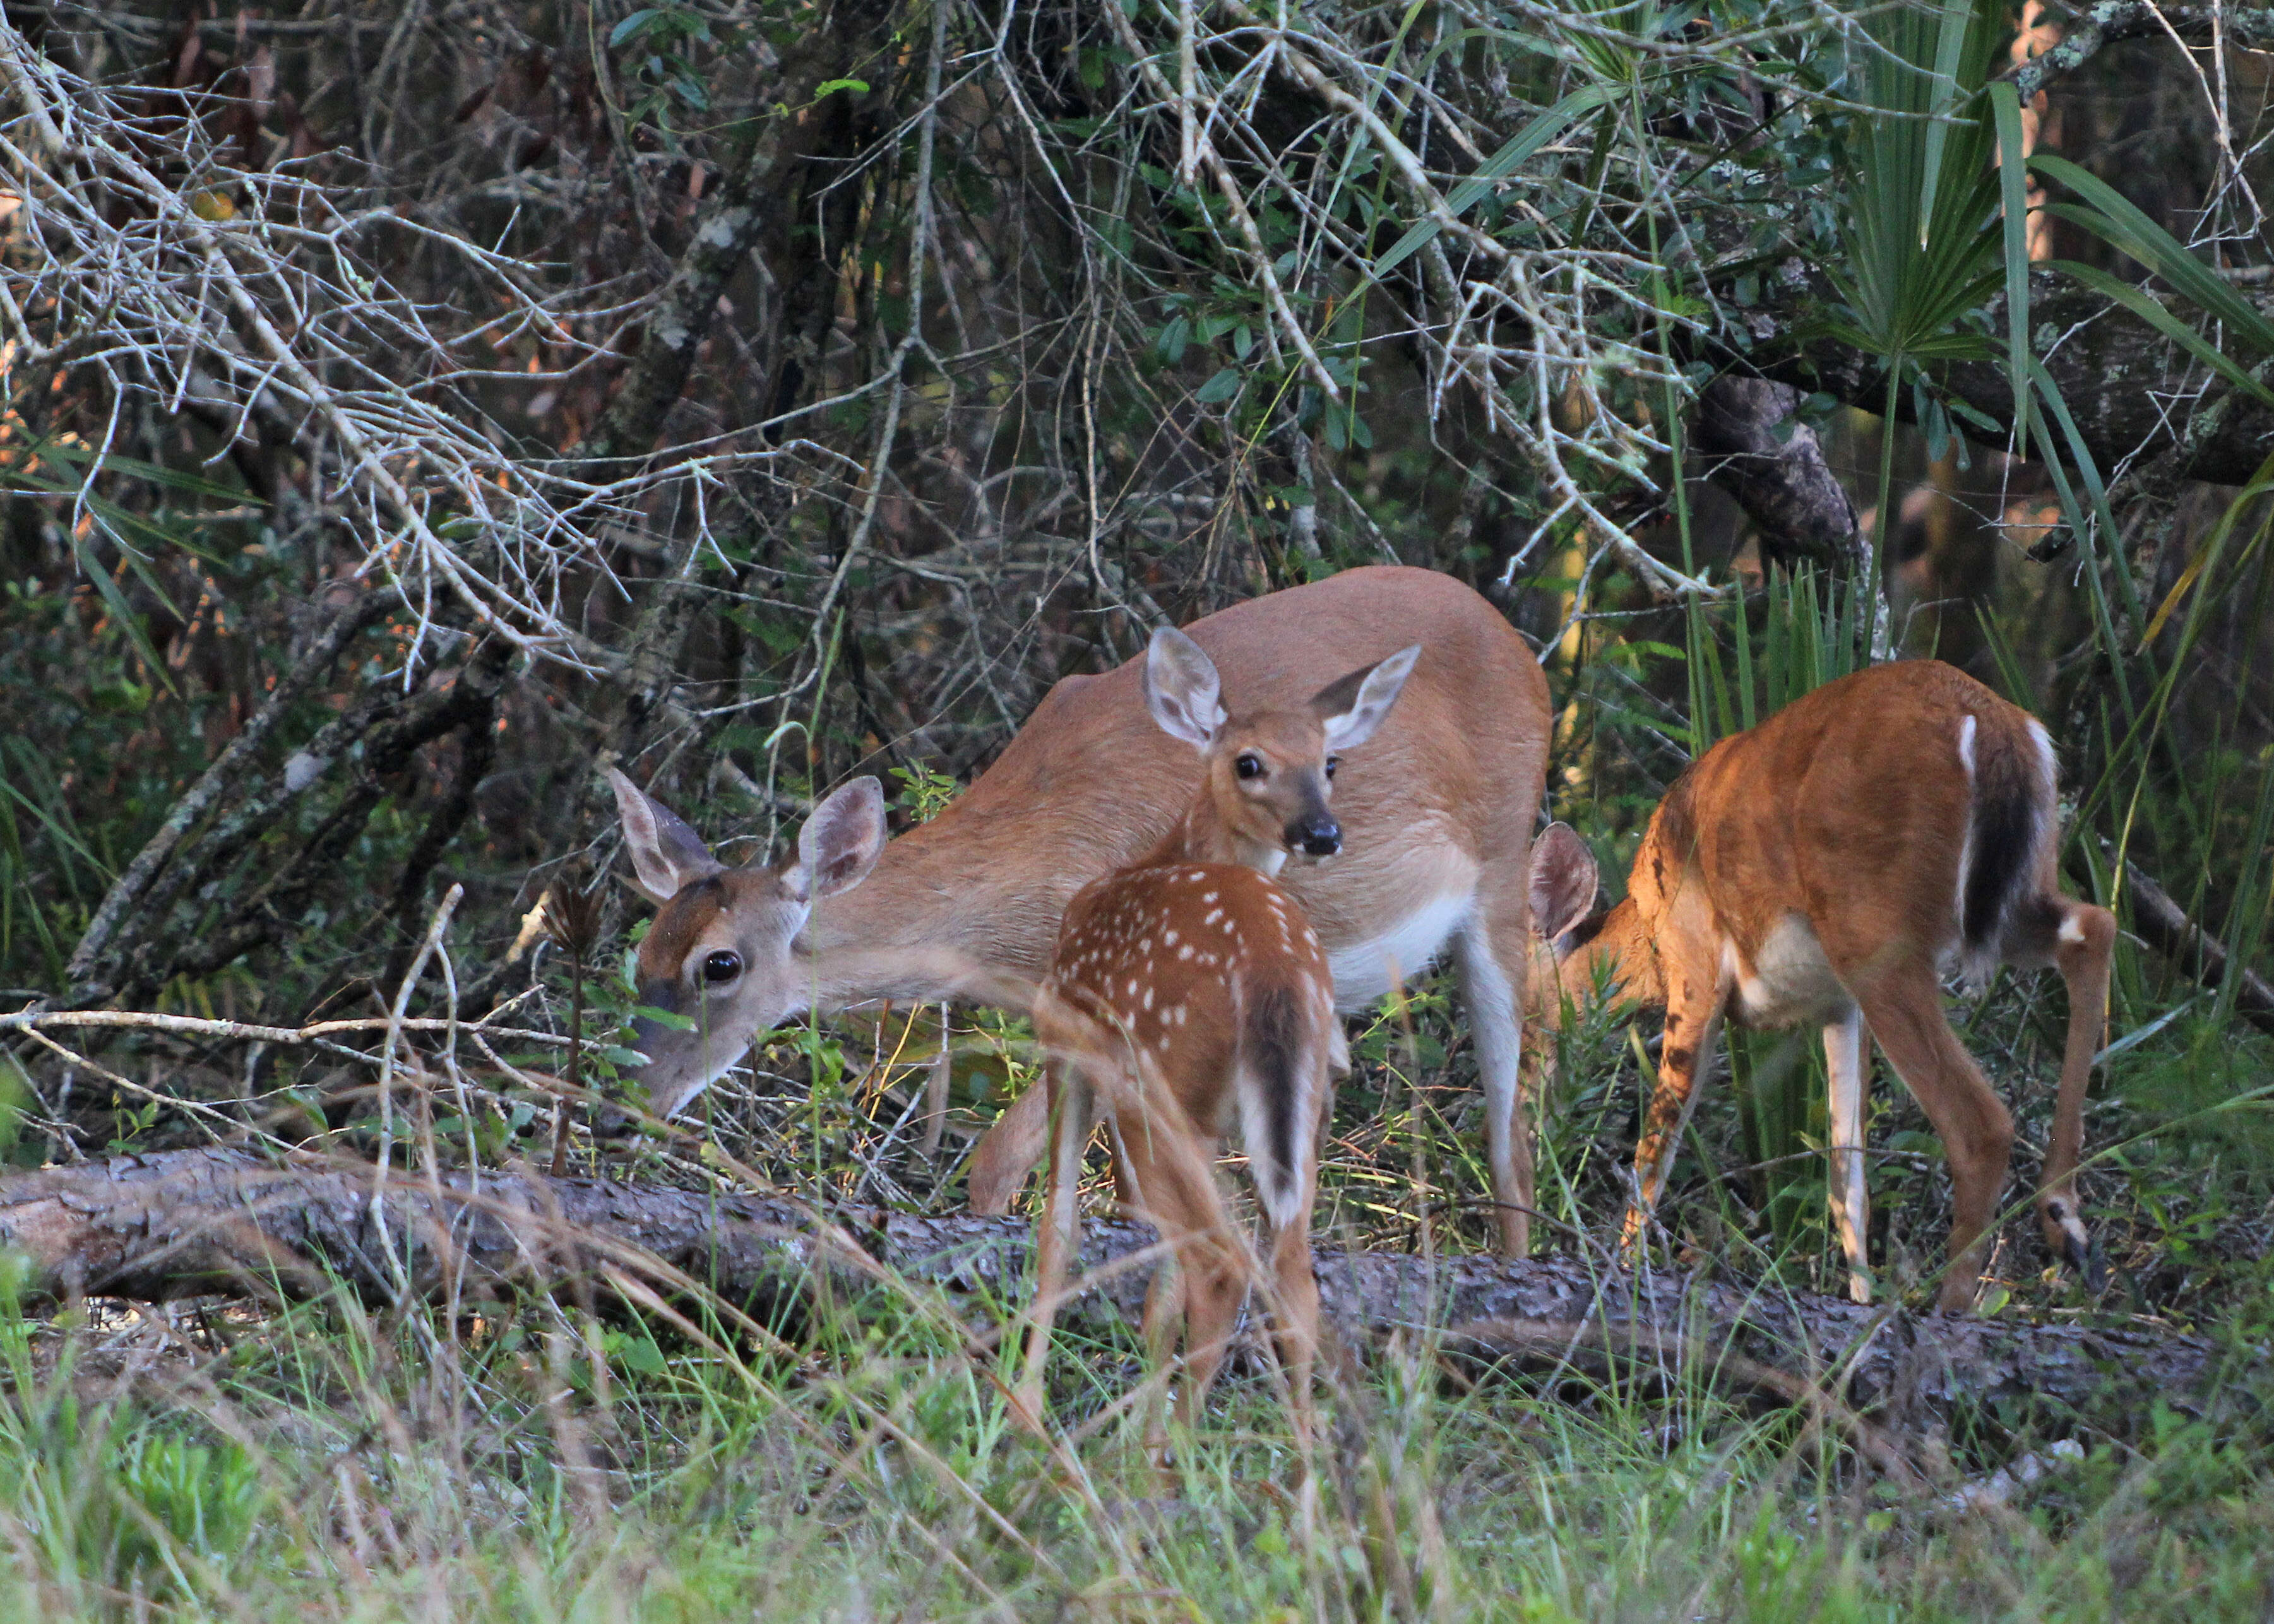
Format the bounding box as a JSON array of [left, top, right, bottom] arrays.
[[2059, 913, 2086, 945]]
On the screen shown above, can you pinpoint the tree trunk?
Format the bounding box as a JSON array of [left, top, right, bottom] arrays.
[[1693, 377, 1861, 568], [0, 1147, 2241, 1434]]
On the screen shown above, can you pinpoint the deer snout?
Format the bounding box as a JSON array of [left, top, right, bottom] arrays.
[[1289, 815, 1342, 858]]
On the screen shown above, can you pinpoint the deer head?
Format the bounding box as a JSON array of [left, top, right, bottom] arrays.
[[605, 769, 887, 1121], [1141, 625, 1420, 874]]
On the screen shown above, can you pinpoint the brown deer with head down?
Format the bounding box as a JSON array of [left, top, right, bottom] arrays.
[[606, 567, 1555, 1255], [1523, 661, 2115, 1310], [1015, 628, 1417, 1438]]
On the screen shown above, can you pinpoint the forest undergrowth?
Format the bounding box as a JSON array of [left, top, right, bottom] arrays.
[[6, 646, 2274, 1620], [4, 0, 2274, 1610]]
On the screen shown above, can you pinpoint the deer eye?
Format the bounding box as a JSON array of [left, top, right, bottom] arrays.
[[701, 950, 743, 986], [1235, 753, 1265, 780], [1325, 756, 1340, 780]]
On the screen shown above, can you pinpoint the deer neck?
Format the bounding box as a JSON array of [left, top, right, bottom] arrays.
[[1140, 795, 1287, 876], [798, 806, 1162, 1000], [1559, 897, 1665, 1011]]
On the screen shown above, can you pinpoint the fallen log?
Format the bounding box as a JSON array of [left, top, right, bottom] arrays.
[[0, 1147, 2254, 1433]]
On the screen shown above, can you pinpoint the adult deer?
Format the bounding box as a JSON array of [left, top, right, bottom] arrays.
[[1018, 629, 1417, 1438], [609, 566, 1554, 1254], [1523, 661, 2115, 1310]]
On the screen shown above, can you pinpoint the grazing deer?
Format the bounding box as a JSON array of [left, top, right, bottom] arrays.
[[608, 769, 895, 1041], [609, 566, 1554, 1255], [1523, 661, 2116, 1310], [1017, 629, 1418, 1438]]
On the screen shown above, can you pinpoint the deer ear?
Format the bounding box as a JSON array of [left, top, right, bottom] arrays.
[[1143, 627, 1226, 750], [1528, 822, 1600, 941], [785, 776, 888, 904], [608, 768, 724, 905], [1314, 643, 1421, 752]]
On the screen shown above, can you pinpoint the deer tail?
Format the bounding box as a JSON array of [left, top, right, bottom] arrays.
[[1234, 981, 1320, 1233]]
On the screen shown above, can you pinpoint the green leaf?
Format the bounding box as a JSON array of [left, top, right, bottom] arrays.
[[2138, 447, 2274, 646], [2026, 355, 2119, 568], [2051, 259, 2274, 411], [1916, 0, 1979, 237], [813, 78, 870, 100], [2032, 153, 2274, 357], [1989, 82, 2032, 446], [27, 442, 256, 502], [608, 8, 661, 47], [1372, 85, 1616, 278], [1193, 368, 1241, 405], [1153, 313, 1190, 365]]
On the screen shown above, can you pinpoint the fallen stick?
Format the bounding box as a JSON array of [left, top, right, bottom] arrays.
[[0, 1147, 2251, 1431], [2107, 855, 2274, 1038]]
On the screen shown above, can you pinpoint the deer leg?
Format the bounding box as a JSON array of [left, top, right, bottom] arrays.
[[1823, 1004, 1872, 1304], [1014, 1060, 1094, 1431], [965, 1080, 1049, 1215], [1453, 906, 1532, 1255], [1255, 1066, 1325, 1448], [2042, 901, 2114, 1283], [1619, 981, 1727, 1253], [1849, 965, 2013, 1313], [1116, 1120, 1182, 1385], [1114, 1108, 1245, 1445]]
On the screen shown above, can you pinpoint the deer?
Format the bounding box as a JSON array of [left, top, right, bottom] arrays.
[[1521, 660, 2116, 1312], [1016, 628, 1417, 1440], [605, 566, 1556, 1256]]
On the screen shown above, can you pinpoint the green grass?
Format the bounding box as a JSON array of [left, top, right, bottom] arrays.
[[3, 1238, 2273, 1623]]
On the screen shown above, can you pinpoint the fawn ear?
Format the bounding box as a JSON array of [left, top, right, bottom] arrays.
[[608, 768, 724, 905], [1528, 823, 1600, 942], [785, 776, 888, 904], [1143, 626, 1227, 750], [1314, 643, 1421, 752]]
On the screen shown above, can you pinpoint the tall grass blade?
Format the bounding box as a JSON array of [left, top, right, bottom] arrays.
[[2032, 155, 2274, 355], [1989, 81, 2033, 445]]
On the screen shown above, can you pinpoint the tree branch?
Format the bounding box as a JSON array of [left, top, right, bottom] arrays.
[[2082, 852, 2274, 1037], [1693, 377, 1861, 567], [2012, 4, 2274, 102], [63, 586, 400, 1005], [1749, 269, 2274, 489], [0, 1147, 2242, 1433]]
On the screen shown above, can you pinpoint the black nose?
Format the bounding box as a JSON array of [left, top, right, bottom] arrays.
[[1292, 819, 1341, 858]]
